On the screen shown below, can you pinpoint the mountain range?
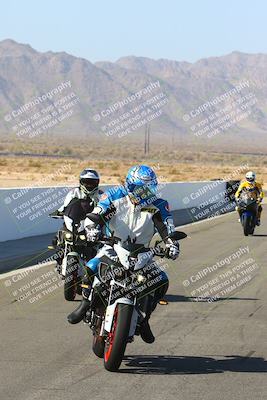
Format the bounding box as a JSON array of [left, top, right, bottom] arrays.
[[0, 39, 267, 147]]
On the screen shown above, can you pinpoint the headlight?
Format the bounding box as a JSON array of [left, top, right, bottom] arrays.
[[136, 274, 146, 283], [65, 232, 72, 240], [79, 234, 86, 241]]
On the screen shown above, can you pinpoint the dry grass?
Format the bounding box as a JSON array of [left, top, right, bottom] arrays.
[[0, 155, 266, 189], [1, 135, 267, 187]]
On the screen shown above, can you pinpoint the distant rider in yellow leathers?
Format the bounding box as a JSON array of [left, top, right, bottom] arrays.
[[235, 171, 264, 226]]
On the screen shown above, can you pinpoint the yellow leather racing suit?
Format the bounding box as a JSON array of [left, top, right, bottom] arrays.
[[235, 181, 264, 221]]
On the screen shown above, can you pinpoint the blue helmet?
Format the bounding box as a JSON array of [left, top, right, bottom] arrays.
[[125, 165, 158, 205]]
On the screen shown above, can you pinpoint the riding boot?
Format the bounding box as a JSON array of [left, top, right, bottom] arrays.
[[257, 204, 262, 225], [140, 319, 155, 344], [139, 276, 169, 344], [67, 274, 93, 324], [139, 297, 155, 344]]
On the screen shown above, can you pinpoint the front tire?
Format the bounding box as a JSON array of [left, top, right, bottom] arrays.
[[64, 256, 78, 301], [104, 303, 133, 372], [242, 214, 250, 236]]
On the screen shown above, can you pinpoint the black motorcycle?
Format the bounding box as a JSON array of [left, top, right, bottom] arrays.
[[49, 200, 96, 301]]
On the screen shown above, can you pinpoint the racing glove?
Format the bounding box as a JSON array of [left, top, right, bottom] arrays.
[[98, 244, 119, 263], [85, 225, 101, 242], [165, 238, 180, 260]]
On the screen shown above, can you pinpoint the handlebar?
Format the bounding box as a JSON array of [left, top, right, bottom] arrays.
[[98, 236, 167, 258], [98, 235, 121, 246], [237, 197, 258, 205], [152, 246, 166, 258], [49, 211, 64, 219]]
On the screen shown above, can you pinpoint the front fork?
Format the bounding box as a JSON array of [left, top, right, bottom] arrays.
[[90, 283, 152, 341], [62, 245, 84, 279], [61, 243, 69, 276], [103, 281, 139, 338]]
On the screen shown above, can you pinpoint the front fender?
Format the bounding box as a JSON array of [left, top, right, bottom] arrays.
[[104, 298, 134, 333], [242, 210, 253, 219], [67, 251, 79, 257], [62, 252, 79, 276]]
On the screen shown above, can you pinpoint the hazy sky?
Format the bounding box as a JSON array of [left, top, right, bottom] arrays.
[[0, 0, 266, 62]]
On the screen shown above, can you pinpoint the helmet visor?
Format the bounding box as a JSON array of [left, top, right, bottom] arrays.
[[127, 183, 157, 204], [246, 177, 255, 183], [80, 178, 99, 192]]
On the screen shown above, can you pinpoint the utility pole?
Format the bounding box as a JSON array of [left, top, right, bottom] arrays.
[[144, 124, 150, 155], [147, 123, 150, 154], [144, 125, 147, 155]]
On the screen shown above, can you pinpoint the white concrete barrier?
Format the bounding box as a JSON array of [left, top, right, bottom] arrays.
[[158, 180, 227, 209], [0, 181, 228, 242]]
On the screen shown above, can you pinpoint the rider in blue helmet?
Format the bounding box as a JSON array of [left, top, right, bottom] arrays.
[[125, 165, 158, 206], [68, 165, 180, 344]]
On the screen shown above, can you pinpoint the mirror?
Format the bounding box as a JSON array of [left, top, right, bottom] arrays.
[[168, 231, 187, 240], [86, 213, 105, 226]]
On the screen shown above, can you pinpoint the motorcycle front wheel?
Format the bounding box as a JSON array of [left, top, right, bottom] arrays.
[[64, 256, 78, 301], [242, 214, 251, 236], [104, 303, 133, 372]]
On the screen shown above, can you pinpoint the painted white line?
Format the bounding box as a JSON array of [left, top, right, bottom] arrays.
[[0, 261, 55, 280]]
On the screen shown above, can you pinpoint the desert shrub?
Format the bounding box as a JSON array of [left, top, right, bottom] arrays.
[[28, 160, 42, 168]]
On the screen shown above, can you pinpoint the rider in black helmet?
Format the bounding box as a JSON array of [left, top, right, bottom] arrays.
[[50, 168, 102, 265]]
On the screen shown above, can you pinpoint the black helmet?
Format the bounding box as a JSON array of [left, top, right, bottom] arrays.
[[79, 169, 100, 195]]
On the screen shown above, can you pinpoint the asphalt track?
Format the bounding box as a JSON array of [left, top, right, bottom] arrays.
[[0, 208, 266, 400]]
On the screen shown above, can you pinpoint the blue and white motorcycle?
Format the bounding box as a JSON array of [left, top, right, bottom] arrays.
[[83, 214, 187, 372]]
